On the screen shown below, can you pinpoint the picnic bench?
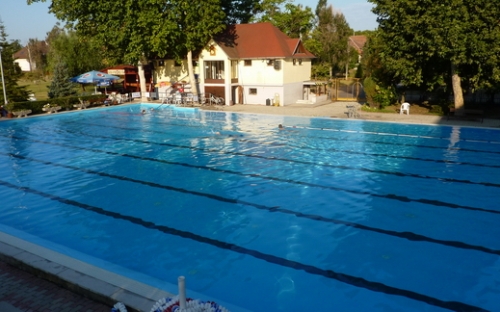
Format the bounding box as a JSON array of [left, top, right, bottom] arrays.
[[447, 107, 484, 123]]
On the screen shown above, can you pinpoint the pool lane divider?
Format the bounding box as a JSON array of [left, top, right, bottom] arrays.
[[5, 128, 500, 190], [16, 121, 500, 165], [80, 119, 500, 154], [0, 179, 487, 312], [2, 145, 500, 216], [70, 114, 500, 146], [50, 117, 500, 156], [2, 151, 500, 258]]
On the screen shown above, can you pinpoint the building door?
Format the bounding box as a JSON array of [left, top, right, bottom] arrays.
[[205, 86, 225, 99]]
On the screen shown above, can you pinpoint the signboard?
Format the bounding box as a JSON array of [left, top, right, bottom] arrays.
[[107, 69, 125, 75]]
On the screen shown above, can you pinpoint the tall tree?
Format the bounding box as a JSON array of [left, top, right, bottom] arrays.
[[220, 0, 260, 24], [306, 1, 351, 78], [0, 20, 29, 103], [29, 0, 228, 101], [253, 0, 314, 38], [26, 38, 48, 74], [369, 0, 500, 113], [47, 29, 107, 78], [47, 59, 76, 98]]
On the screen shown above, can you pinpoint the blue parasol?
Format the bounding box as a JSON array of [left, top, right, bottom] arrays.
[[70, 70, 120, 93]]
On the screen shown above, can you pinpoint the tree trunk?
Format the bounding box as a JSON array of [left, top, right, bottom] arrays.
[[138, 60, 148, 102], [451, 62, 464, 115], [187, 50, 198, 102]]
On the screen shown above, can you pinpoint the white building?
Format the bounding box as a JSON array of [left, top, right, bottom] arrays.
[[154, 22, 317, 106]]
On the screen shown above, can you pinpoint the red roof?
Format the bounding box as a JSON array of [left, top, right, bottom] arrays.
[[348, 35, 367, 54], [215, 23, 315, 59], [13, 41, 49, 60]]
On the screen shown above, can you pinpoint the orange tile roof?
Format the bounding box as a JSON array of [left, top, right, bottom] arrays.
[[214, 22, 315, 59]]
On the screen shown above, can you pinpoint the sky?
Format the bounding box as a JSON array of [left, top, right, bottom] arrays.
[[1, 0, 378, 44]]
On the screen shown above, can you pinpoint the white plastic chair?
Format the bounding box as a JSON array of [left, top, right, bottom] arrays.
[[400, 102, 410, 115], [174, 94, 183, 106]]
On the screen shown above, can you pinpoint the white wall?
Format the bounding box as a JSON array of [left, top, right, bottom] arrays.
[[283, 81, 304, 105], [283, 58, 312, 84], [14, 59, 31, 72], [237, 59, 284, 85], [154, 60, 191, 85]]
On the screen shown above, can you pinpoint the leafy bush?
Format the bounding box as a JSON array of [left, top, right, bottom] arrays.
[[5, 94, 102, 114], [363, 77, 396, 109], [429, 105, 443, 115]]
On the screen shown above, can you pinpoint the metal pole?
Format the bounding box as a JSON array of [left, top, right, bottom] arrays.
[[0, 48, 7, 105], [178, 276, 187, 309]]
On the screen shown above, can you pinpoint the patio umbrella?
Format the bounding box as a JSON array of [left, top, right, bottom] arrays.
[[70, 70, 120, 94]]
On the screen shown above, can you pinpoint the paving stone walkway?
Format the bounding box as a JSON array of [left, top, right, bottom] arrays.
[[0, 261, 109, 312]]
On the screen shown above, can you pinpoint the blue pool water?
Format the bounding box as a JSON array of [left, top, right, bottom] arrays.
[[0, 104, 499, 311]]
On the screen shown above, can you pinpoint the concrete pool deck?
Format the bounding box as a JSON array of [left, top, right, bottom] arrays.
[[0, 231, 172, 312], [201, 101, 500, 129], [0, 100, 499, 311]]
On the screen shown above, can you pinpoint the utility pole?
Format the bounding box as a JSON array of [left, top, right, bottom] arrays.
[[0, 48, 8, 105]]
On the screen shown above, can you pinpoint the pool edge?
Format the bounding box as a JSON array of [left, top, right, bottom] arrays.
[[0, 231, 172, 312]]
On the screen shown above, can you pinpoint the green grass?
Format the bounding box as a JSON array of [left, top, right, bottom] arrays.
[[18, 77, 82, 101], [18, 79, 50, 100], [360, 105, 396, 113]]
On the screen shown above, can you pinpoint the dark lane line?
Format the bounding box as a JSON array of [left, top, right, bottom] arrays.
[[2, 151, 500, 257], [22, 121, 500, 170], [78, 119, 500, 154], [8, 126, 500, 190], [63, 120, 500, 170], [0, 179, 486, 312], [3, 135, 500, 215], [75, 113, 500, 147]]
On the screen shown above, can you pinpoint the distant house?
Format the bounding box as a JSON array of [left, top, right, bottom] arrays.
[[154, 22, 316, 106], [348, 35, 367, 63], [13, 41, 49, 72]]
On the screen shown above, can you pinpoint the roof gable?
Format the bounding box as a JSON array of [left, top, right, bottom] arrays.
[[348, 35, 367, 54], [214, 22, 315, 59], [13, 41, 49, 60]]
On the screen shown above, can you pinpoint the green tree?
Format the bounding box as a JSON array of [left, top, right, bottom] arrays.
[[369, 0, 500, 113], [221, 0, 260, 24], [26, 38, 48, 75], [46, 28, 106, 78], [29, 0, 228, 101], [0, 20, 29, 103], [254, 1, 314, 38], [47, 59, 76, 98], [306, 0, 351, 78]]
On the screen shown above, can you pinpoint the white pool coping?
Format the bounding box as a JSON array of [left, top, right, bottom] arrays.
[[0, 231, 170, 311]]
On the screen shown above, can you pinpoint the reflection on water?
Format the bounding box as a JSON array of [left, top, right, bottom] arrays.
[[445, 126, 461, 161]]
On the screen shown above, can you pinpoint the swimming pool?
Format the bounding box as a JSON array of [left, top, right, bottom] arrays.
[[0, 104, 499, 311]]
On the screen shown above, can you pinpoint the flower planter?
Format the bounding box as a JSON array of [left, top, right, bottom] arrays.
[[42, 106, 62, 114], [73, 103, 89, 110], [12, 109, 32, 118]]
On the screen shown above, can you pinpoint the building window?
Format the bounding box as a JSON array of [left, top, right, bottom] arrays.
[[231, 60, 238, 79], [204, 61, 225, 79], [298, 59, 302, 65], [293, 59, 297, 65], [249, 88, 257, 95], [244, 60, 252, 66]]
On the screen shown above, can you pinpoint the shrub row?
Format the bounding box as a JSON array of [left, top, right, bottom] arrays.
[[5, 95, 107, 115]]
